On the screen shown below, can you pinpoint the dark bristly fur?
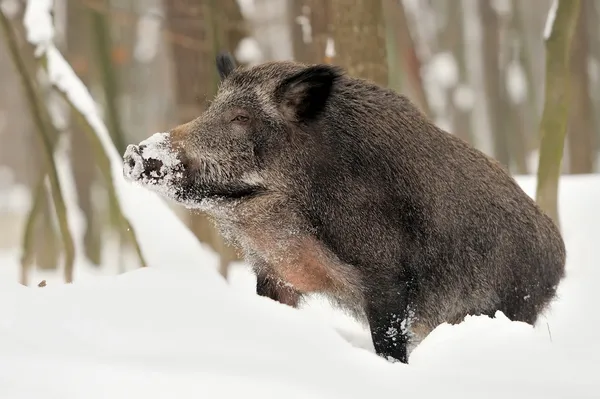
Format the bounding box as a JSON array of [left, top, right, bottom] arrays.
[[125, 52, 566, 364], [216, 51, 238, 81]]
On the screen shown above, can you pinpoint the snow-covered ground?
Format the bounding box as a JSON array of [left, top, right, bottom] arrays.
[[0, 174, 599, 399], [2, 1, 598, 397]]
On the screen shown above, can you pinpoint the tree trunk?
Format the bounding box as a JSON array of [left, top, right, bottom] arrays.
[[584, 0, 600, 165], [535, 0, 581, 228], [90, 1, 127, 155], [511, 0, 541, 158], [480, 1, 511, 169], [164, 0, 246, 279], [289, 0, 309, 63], [67, 0, 103, 266], [382, 0, 430, 117], [289, 0, 331, 64], [330, 0, 388, 87], [500, 8, 528, 175], [567, 1, 595, 174], [434, 0, 471, 143]]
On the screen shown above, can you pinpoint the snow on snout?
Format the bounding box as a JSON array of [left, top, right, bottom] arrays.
[[123, 144, 146, 181], [123, 132, 184, 199]]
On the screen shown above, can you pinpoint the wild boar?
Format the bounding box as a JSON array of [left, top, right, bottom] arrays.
[[122, 52, 566, 364]]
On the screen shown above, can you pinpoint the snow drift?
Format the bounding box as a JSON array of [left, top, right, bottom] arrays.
[[0, 175, 599, 399]]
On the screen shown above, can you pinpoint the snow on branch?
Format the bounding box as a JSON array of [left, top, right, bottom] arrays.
[[20, 0, 222, 275], [543, 0, 559, 40], [24, 1, 119, 167]]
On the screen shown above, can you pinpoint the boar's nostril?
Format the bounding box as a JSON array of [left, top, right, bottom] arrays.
[[127, 144, 141, 156], [144, 158, 164, 177]]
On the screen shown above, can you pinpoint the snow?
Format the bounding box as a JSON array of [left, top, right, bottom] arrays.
[[4, 1, 599, 397], [22, 0, 54, 55], [0, 0, 20, 18], [425, 51, 459, 90], [544, 0, 558, 40], [0, 166, 14, 189], [134, 7, 162, 63], [1, 174, 599, 398], [452, 83, 475, 111], [506, 60, 527, 104], [235, 0, 255, 18], [295, 14, 312, 44], [490, 0, 511, 17], [21, 0, 222, 273], [325, 37, 335, 58], [0, 183, 30, 214], [122, 132, 185, 203], [424, 51, 461, 131], [235, 37, 263, 66]]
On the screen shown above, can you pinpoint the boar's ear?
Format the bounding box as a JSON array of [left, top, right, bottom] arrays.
[[275, 64, 343, 121], [216, 51, 237, 81]]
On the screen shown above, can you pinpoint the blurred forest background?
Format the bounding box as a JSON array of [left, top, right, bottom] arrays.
[[0, 0, 596, 285]]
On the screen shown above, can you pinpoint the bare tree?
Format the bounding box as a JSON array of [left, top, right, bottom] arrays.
[[435, 0, 471, 143], [536, 0, 581, 227], [289, 0, 331, 64], [331, 0, 388, 86], [67, 0, 103, 266], [480, 1, 511, 169], [584, 1, 600, 165], [567, 1, 596, 174], [164, 0, 246, 278], [382, 0, 430, 117]]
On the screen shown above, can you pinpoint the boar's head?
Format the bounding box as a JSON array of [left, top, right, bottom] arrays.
[[123, 51, 343, 211]]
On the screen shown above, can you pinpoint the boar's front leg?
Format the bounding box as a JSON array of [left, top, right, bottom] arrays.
[[366, 283, 410, 364], [256, 268, 300, 308]]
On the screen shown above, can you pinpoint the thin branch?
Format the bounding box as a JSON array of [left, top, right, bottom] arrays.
[[19, 175, 48, 285], [54, 87, 147, 268], [90, 5, 127, 154]]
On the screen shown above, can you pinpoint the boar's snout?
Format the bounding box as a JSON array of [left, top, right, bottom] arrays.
[[123, 144, 144, 181], [123, 143, 165, 181], [122, 133, 184, 189]]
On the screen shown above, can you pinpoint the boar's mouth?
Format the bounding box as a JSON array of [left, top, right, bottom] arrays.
[[194, 181, 265, 201], [181, 157, 266, 203], [123, 138, 265, 206], [174, 171, 267, 205]]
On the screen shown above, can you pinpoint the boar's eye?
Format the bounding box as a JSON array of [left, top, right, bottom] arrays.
[[231, 114, 250, 124]]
